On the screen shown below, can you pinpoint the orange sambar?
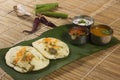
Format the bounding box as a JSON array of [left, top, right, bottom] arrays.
[[91, 26, 110, 36]]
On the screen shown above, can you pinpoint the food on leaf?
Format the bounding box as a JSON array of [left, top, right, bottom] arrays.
[[32, 37, 69, 59], [101, 29, 111, 35], [73, 18, 93, 26], [91, 26, 112, 36], [78, 19, 86, 24], [5, 46, 49, 73], [69, 27, 87, 40]]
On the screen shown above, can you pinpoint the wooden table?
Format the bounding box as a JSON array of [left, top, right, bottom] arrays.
[[0, 0, 120, 80]]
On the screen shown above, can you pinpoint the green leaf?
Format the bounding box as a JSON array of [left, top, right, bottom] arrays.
[[0, 24, 119, 80], [78, 19, 86, 24], [102, 29, 111, 35]]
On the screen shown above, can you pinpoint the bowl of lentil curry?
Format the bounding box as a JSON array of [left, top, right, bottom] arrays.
[[90, 24, 113, 45]]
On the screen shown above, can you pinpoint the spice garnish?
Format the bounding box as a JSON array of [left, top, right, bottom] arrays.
[[23, 16, 56, 34]]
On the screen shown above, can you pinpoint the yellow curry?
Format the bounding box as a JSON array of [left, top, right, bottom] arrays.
[[91, 26, 111, 36]]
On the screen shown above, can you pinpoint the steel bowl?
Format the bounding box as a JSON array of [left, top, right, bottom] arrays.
[[68, 26, 89, 45], [72, 15, 94, 29], [90, 24, 113, 45]]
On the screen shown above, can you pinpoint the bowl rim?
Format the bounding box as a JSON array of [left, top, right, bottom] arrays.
[[68, 26, 90, 36], [90, 24, 113, 36], [72, 15, 94, 26]]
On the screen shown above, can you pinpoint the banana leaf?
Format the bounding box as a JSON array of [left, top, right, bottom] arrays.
[[0, 24, 119, 80]]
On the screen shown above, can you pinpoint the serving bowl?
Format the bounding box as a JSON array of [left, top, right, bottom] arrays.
[[68, 26, 89, 45], [72, 15, 94, 29], [90, 24, 113, 45]]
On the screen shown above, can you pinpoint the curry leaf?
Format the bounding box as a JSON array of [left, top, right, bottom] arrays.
[[102, 29, 111, 35]]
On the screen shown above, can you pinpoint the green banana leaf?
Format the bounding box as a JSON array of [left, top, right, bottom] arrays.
[[0, 24, 119, 80]]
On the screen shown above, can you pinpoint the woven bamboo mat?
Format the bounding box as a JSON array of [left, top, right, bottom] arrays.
[[0, 0, 120, 80]]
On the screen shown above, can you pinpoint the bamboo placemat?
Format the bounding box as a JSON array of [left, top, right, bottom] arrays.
[[0, 0, 120, 80]]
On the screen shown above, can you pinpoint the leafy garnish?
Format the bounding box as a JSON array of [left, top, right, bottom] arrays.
[[102, 29, 111, 35], [78, 20, 86, 24]]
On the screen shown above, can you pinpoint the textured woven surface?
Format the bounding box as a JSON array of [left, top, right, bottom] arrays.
[[0, 0, 120, 80]]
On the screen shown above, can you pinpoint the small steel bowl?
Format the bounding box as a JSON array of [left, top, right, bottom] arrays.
[[72, 15, 94, 29], [68, 26, 89, 45], [90, 24, 113, 45]]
